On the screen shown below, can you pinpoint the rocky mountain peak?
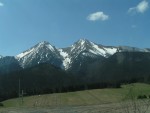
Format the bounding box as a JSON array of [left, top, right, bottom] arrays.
[[15, 41, 61, 68]]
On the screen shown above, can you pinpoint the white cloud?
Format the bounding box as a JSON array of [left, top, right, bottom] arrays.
[[87, 11, 109, 21], [128, 0, 149, 14], [0, 2, 4, 7]]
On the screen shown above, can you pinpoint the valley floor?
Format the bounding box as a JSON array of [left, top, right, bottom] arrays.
[[0, 102, 150, 113], [1, 83, 150, 113], [0, 105, 120, 113]]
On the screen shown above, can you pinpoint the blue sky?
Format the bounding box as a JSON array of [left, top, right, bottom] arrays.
[[0, 0, 150, 56]]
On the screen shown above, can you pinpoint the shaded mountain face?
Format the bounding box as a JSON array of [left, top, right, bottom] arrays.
[[86, 52, 150, 83], [0, 63, 76, 100], [0, 56, 22, 75], [1, 52, 150, 101]]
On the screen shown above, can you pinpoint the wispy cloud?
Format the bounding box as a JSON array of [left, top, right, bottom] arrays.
[[128, 0, 149, 14], [87, 11, 109, 21]]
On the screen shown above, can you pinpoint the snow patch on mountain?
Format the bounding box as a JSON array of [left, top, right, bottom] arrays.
[[16, 48, 35, 59], [47, 45, 55, 52], [104, 48, 117, 55], [80, 39, 85, 45], [91, 43, 106, 56], [89, 49, 99, 55], [89, 41, 117, 57], [59, 49, 68, 58], [58, 49, 71, 70], [62, 58, 71, 69]]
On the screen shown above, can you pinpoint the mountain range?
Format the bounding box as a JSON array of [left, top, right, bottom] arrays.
[[1, 39, 150, 74], [1, 39, 150, 100]]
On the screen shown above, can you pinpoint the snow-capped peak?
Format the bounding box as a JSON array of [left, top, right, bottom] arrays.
[[15, 41, 62, 68], [38, 41, 49, 45], [76, 38, 91, 45], [77, 38, 88, 45], [70, 39, 117, 58], [35, 41, 55, 52], [16, 41, 55, 59], [71, 39, 91, 52], [13, 38, 150, 70], [57, 39, 118, 70]]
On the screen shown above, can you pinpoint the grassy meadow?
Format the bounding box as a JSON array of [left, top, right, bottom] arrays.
[[2, 83, 150, 108]]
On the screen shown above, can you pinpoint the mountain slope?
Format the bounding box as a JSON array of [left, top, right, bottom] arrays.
[[118, 46, 148, 52], [0, 56, 21, 75], [0, 63, 75, 100], [86, 52, 150, 83], [1, 39, 150, 101], [14, 39, 119, 70], [1, 39, 150, 75], [13, 39, 150, 71], [16, 41, 62, 68], [59, 39, 118, 70]]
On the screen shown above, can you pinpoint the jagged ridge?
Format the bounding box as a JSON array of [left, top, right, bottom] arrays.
[[15, 39, 119, 70], [1, 39, 150, 71]]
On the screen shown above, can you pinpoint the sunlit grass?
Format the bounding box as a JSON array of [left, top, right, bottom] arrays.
[[2, 83, 150, 108]]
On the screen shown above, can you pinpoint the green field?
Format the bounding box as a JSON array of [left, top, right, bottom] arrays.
[[2, 83, 150, 108]]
